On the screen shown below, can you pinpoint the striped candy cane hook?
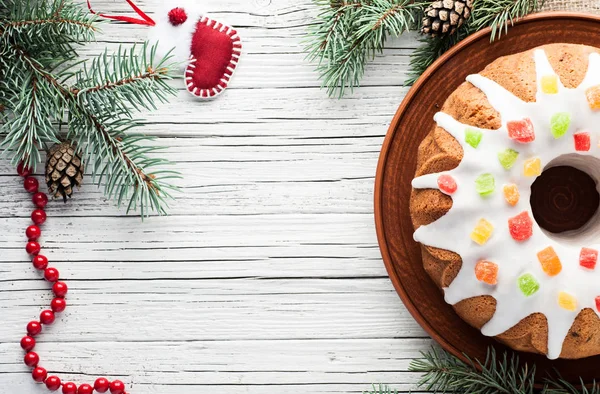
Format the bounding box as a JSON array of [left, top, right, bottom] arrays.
[[87, 0, 156, 26]]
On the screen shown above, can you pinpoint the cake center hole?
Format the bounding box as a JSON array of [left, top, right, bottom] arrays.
[[530, 165, 600, 234]]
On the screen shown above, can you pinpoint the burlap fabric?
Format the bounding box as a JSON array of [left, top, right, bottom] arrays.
[[543, 0, 600, 13]]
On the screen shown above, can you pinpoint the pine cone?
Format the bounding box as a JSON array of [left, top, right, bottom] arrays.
[[45, 142, 84, 202], [421, 0, 473, 37]]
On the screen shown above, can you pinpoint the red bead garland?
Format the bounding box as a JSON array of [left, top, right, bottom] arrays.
[[16, 165, 130, 394]]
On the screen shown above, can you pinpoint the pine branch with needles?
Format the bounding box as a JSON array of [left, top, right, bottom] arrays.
[[0, 0, 179, 216]]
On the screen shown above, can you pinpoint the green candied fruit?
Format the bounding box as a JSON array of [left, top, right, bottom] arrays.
[[475, 173, 495, 196], [497, 149, 519, 170], [550, 112, 572, 139], [518, 273, 540, 297], [465, 128, 483, 149]]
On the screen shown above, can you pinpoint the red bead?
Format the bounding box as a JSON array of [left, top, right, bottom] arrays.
[[26, 225, 42, 241], [63, 382, 78, 394], [51, 297, 67, 313], [78, 384, 94, 394], [18, 162, 32, 177], [26, 241, 41, 255], [27, 321, 42, 336], [24, 177, 39, 193], [20, 336, 36, 351], [46, 376, 61, 391], [24, 351, 39, 367], [40, 310, 55, 325], [32, 366, 47, 382], [94, 378, 110, 393], [33, 255, 49, 270], [44, 267, 59, 282], [32, 209, 47, 225], [53, 281, 68, 297], [33, 192, 49, 208], [110, 380, 125, 394]]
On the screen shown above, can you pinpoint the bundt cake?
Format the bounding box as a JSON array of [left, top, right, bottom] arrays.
[[409, 43, 600, 359]]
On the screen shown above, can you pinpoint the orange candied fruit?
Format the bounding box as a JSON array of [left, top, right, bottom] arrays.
[[475, 260, 499, 285], [537, 246, 563, 276], [586, 85, 600, 110], [503, 184, 520, 206]]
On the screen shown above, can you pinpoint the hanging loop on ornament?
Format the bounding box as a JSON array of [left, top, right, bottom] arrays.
[[87, 0, 156, 26]]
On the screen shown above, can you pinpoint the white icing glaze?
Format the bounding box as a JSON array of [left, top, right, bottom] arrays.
[[412, 49, 600, 359]]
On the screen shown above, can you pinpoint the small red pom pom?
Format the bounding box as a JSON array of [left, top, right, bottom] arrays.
[[78, 384, 94, 394], [18, 162, 32, 177], [32, 366, 47, 382], [26, 241, 41, 255], [94, 378, 110, 393], [33, 192, 49, 208], [26, 225, 41, 241], [32, 209, 47, 225], [53, 281, 68, 297], [51, 297, 67, 313], [27, 321, 42, 336], [24, 177, 39, 193], [110, 380, 126, 394], [33, 255, 49, 270], [24, 351, 39, 367], [40, 310, 55, 325], [21, 336, 36, 351], [63, 382, 78, 394], [46, 375, 62, 391], [168, 7, 188, 26], [44, 267, 60, 282]]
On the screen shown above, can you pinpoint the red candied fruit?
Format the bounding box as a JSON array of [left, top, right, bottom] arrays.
[[437, 174, 457, 195], [507, 118, 535, 143], [580, 247, 598, 270], [508, 211, 533, 241]]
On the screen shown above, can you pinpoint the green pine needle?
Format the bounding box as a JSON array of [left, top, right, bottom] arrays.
[[0, 0, 180, 217], [306, 0, 426, 98], [406, 0, 544, 86]]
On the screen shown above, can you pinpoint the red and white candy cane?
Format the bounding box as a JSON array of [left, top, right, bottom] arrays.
[[17, 163, 129, 394], [89, 0, 242, 99]]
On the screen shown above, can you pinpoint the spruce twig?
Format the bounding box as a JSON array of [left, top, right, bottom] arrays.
[[406, 0, 544, 85], [0, 0, 179, 216], [306, 0, 426, 98]]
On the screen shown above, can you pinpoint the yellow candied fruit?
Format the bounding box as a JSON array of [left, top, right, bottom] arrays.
[[470, 219, 494, 246], [541, 75, 558, 94], [503, 184, 520, 206], [558, 291, 577, 311], [523, 157, 542, 177], [586, 85, 600, 110]]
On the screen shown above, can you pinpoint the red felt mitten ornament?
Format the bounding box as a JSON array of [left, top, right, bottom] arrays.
[[88, 0, 242, 99]]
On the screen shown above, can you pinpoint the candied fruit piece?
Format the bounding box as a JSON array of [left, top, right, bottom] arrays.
[[471, 219, 494, 245], [518, 273, 540, 297], [550, 112, 572, 139], [475, 173, 495, 196], [574, 132, 591, 152], [508, 211, 533, 241], [541, 75, 558, 94], [475, 260, 498, 285], [596, 296, 600, 312], [558, 291, 577, 311], [465, 128, 483, 149], [579, 247, 598, 270], [498, 148, 519, 170], [586, 85, 600, 110], [503, 184, 520, 206], [507, 118, 535, 143], [437, 174, 457, 195], [537, 246, 562, 276], [523, 157, 541, 177]]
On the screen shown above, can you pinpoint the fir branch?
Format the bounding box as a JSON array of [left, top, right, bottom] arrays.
[[409, 346, 537, 393], [406, 0, 543, 86], [306, 0, 426, 98], [363, 384, 397, 394]]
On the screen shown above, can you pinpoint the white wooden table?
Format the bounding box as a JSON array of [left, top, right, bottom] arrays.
[[0, 1, 432, 393]]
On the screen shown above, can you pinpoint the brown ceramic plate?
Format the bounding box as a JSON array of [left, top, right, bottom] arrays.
[[375, 12, 600, 385]]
